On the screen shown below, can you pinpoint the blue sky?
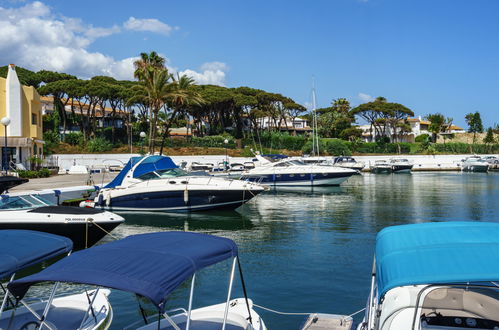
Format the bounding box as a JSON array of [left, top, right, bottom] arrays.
[[0, 0, 498, 128]]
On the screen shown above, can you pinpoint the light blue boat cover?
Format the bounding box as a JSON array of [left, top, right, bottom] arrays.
[[0, 230, 72, 279], [376, 221, 499, 300], [105, 155, 178, 188], [8, 231, 237, 311]]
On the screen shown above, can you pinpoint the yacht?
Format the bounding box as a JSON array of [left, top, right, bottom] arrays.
[[9, 231, 267, 330], [370, 160, 392, 174], [239, 155, 356, 186], [389, 158, 413, 173], [301, 221, 499, 330], [0, 193, 124, 249], [0, 230, 112, 330], [461, 156, 489, 172], [333, 156, 365, 172], [82, 155, 265, 213], [483, 155, 499, 170]]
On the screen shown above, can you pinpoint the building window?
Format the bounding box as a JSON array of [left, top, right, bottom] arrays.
[[31, 113, 37, 125]]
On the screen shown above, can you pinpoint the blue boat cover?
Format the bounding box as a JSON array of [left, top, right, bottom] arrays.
[[105, 155, 178, 188], [0, 230, 72, 279], [8, 231, 238, 311], [376, 221, 499, 300]]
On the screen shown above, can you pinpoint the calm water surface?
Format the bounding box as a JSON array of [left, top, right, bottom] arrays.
[[24, 172, 499, 329]]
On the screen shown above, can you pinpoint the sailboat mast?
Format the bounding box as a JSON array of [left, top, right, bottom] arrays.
[[312, 81, 319, 157]]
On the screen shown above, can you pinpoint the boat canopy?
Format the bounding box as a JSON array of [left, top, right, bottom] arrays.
[[8, 232, 238, 311], [105, 155, 178, 188], [0, 230, 72, 279], [376, 221, 499, 300]]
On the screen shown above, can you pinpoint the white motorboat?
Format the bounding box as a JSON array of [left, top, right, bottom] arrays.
[[389, 158, 413, 173], [239, 155, 356, 186], [0, 193, 124, 249], [9, 231, 267, 330], [301, 222, 499, 330], [333, 156, 365, 172], [0, 230, 112, 330], [483, 155, 499, 170], [370, 160, 392, 174], [82, 155, 265, 213], [461, 156, 489, 172]]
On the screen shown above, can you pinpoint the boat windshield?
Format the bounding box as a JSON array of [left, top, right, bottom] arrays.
[[0, 194, 51, 210], [137, 168, 188, 180], [415, 285, 499, 330]]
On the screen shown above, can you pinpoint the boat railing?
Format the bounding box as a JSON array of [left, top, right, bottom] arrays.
[[123, 307, 188, 330]]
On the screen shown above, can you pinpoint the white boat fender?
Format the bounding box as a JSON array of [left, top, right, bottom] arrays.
[[105, 194, 111, 206], [184, 189, 189, 204]]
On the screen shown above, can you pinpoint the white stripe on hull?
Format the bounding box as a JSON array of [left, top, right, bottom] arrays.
[[99, 199, 251, 213]]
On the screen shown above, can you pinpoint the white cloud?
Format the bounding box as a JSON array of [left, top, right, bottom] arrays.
[[124, 17, 176, 36], [358, 92, 374, 102], [0, 1, 223, 84], [179, 62, 228, 86]]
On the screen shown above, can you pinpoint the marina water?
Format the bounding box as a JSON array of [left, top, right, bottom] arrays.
[[26, 172, 499, 329]]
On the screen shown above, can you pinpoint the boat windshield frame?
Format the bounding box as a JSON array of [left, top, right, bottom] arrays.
[[137, 168, 189, 180], [0, 194, 52, 210]]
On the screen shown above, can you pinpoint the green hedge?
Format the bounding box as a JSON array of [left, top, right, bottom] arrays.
[[354, 142, 411, 154], [17, 168, 51, 178], [162, 135, 237, 148], [433, 143, 499, 154]]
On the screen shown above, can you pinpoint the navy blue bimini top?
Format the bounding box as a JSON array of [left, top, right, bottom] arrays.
[[8, 231, 237, 311], [0, 230, 72, 279]]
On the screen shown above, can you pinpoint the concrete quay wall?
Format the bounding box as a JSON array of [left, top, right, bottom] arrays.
[[51, 153, 498, 172]]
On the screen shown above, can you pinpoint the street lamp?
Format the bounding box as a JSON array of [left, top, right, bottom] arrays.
[[223, 139, 229, 170], [139, 131, 146, 155], [1, 117, 10, 175]]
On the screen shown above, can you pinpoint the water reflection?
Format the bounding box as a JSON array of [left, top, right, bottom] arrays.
[[6, 172, 498, 330]]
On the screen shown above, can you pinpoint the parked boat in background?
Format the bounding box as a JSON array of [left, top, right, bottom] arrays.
[[483, 155, 499, 170], [0, 175, 28, 193], [82, 155, 264, 213], [9, 231, 267, 330], [0, 230, 112, 330], [461, 156, 489, 172], [302, 221, 499, 330], [333, 156, 365, 172], [240, 155, 356, 186], [389, 158, 413, 173], [370, 160, 392, 174], [0, 193, 124, 249]]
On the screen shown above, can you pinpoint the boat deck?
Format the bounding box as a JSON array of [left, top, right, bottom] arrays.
[[301, 313, 353, 330]]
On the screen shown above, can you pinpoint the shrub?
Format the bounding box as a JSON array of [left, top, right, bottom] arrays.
[[415, 134, 430, 143], [258, 132, 308, 150], [301, 139, 327, 154], [86, 137, 113, 152], [65, 132, 84, 146], [324, 139, 352, 156], [43, 130, 60, 155], [16, 168, 52, 178]]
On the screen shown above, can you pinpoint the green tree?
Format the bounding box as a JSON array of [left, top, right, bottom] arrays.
[[465, 112, 484, 143], [483, 127, 495, 144], [426, 113, 445, 143], [317, 98, 355, 138]]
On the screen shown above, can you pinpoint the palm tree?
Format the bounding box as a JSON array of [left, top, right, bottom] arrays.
[[158, 74, 204, 154], [129, 68, 173, 153]]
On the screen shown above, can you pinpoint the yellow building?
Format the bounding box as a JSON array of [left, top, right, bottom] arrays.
[[0, 64, 44, 170]]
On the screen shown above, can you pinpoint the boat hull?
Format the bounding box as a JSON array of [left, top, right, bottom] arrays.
[[96, 188, 263, 213], [462, 164, 489, 172], [0, 220, 122, 249], [391, 164, 413, 173], [370, 167, 392, 174], [240, 172, 353, 186]]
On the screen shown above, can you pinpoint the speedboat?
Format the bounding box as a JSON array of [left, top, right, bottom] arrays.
[[0, 230, 112, 330], [389, 158, 413, 173], [82, 155, 265, 213], [238, 154, 356, 186], [333, 156, 365, 172], [0, 175, 28, 193], [0, 193, 124, 249], [301, 221, 499, 330], [461, 156, 489, 172], [483, 155, 499, 170], [9, 231, 267, 330], [370, 160, 392, 174]]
